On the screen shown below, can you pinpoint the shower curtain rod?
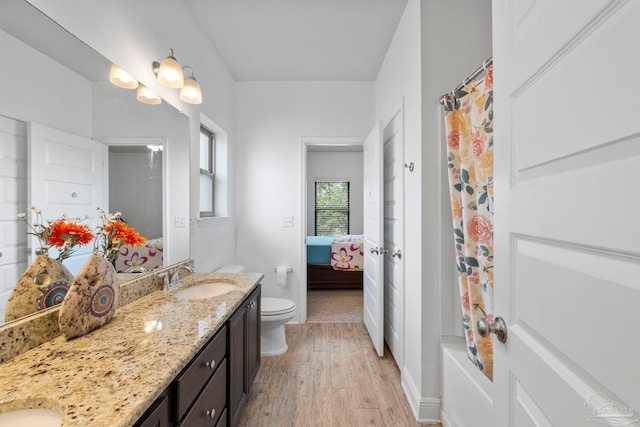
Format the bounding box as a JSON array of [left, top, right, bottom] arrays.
[[439, 56, 493, 104]]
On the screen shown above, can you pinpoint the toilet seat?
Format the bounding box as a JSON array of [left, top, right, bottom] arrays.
[[261, 297, 296, 316]]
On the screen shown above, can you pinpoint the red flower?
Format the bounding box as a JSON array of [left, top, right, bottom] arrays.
[[461, 292, 470, 311], [103, 221, 146, 246], [472, 130, 486, 160], [467, 215, 492, 244], [447, 129, 460, 149], [48, 221, 94, 248], [485, 66, 493, 90]]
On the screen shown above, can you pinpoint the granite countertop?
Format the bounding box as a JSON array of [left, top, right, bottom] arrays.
[[0, 272, 263, 427]]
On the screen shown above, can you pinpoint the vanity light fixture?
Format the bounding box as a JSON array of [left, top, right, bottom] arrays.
[[179, 66, 202, 104], [136, 83, 161, 105], [147, 144, 163, 152], [109, 64, 138, 89], [153, 48, 184, 88]]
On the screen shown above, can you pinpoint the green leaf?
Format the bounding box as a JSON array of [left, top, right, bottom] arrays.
[[453, 183, 463, 192], [461, 169, 470, 183], [454, 228, 464, 238], [478, 192, 488, 205], [465, 185, 474, 195], [465, 257, 480, 267]]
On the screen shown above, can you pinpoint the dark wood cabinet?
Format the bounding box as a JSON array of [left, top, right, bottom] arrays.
[[134, 284, 261, 427], [228, 286, 261, 427], [174, 325, 227, 421], [246, 288, 260, 386], [133, 394, 170, 427]]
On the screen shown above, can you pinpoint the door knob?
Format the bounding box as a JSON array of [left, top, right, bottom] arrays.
[[477, 316, 508, 343], [391, 249, 402, 259]]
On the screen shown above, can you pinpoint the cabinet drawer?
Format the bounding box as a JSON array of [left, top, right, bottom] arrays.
[[180, 358, 227, 427], [174, 325, 227, 420], [134, 394, 169, 427], [215, 408, 227, 427]]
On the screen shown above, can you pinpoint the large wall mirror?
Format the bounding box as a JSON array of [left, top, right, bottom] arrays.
[[0, 0, 190, 325]]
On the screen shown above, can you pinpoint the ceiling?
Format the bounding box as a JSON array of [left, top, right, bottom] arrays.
[[183, 0, 408, 81]]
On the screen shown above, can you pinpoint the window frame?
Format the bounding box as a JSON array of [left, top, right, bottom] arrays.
[[199, 125, 216, 217], [314, 180, 350, 236]]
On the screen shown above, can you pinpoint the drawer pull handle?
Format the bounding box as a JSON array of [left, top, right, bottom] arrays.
[[206, 409, 216, 418], [205, 360, 215, 370]]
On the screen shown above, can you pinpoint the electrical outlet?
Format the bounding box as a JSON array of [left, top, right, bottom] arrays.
[[281, 216, 294, 227]]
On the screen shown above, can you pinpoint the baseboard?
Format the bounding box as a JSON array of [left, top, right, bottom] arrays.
[[401, 366, 442, 423]]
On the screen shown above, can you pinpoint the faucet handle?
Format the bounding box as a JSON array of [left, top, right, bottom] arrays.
[[157, 272, 170, 289]]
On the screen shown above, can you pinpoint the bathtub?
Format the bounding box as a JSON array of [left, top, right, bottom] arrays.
[[441, 337, 493, 427]]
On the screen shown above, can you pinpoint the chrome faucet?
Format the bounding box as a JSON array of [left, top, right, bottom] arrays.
[[167, 265, 194, 290]]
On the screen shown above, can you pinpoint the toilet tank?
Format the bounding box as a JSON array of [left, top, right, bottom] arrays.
[[215, 265, 245, 273]]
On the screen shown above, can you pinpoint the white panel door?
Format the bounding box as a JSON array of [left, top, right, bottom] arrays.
[[383, 110, 404, 365], [0, 116, 27, 323], [363, 121, 384, 357], [493, 0, 640, 425], [28, 122, 106, 275]]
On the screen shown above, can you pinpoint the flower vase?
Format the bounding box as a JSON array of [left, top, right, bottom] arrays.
[[58, 254, 120, 340], [4, 254, 74, 322]]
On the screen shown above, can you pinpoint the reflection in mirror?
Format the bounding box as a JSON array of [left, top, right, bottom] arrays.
[[0, 0, 190, 325], [108, 145, 164, 274]]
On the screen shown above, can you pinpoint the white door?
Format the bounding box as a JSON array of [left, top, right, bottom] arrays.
[[0, 116, 27, 323], [363, 121, 384, 357], [383, 109, 404, 365], [28, 122, 106, 275], [493, 1, 640, 425]]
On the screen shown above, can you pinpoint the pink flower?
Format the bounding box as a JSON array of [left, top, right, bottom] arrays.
[[447, 130, 460, 149], [467, 215, 492, 244], [472, 130, 486, 160], [461, 292, 470, 311], [332, 247, 353, 270], [485, 66, 493, 90]]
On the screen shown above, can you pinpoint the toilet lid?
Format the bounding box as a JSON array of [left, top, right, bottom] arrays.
[[261, 297, 296, 315]]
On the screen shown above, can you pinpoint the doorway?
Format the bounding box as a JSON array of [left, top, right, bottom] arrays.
[[299, 137, 363, 323]]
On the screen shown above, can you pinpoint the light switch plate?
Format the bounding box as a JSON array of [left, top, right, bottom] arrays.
[[281, 216, 294, 227], [175, 216, 186, 228]]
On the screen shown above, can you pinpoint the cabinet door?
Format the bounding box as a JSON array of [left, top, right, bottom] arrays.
[[246, 287, 261, 386], [134, 394, 170, 427], [228, 303, 247, 426]]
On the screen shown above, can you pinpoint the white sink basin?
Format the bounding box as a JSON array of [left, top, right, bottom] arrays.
[[172, 281, 236, 300], [0, 409, 62, 426]]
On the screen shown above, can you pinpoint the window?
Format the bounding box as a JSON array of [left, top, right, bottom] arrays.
[[199, 126, 215, 217], [315, 181, 350, 236]]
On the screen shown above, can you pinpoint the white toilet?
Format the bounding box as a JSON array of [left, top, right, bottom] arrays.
[[215, 265, 297, 357]]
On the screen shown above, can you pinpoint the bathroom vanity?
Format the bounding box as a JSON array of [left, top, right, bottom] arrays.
[[0, 271, 263, 427]]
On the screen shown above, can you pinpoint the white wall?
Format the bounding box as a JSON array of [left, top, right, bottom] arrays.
[[108, 150, 163, 239], [306, 151, 364, 236], [375, 0, 492, 422], [421, 0, 492, 424], [0, 29, 91, 135], [27, 0, 238, 271], [235, 81, 374, 311], [375, 0, 428, 419]]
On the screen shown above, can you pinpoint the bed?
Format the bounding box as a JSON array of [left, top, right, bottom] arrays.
[[306, 235, 364, 289], [113, 237, 164, 273]]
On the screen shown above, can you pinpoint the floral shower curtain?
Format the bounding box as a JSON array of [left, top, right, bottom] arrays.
[[442, 65, 494, 380]]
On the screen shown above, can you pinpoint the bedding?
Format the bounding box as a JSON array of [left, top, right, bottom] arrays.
[[306, 234, 364, 289], [114, 237, 163, 273], [306, 236, 334, 264], [330, 235, 364, 271]]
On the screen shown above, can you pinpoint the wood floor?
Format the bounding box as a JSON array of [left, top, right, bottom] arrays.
[[237, 322, 441, 427]]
